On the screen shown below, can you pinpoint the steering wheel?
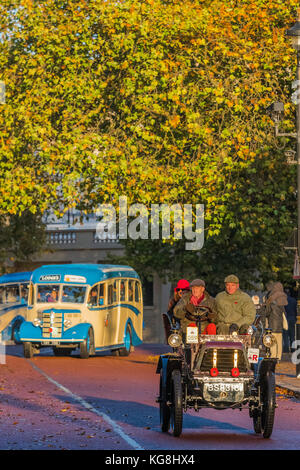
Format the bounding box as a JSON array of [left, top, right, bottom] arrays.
[[194, 305, 212, 317]]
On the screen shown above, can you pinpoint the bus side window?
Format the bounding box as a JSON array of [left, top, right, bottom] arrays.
[[99, 283, 105, 306], [88, 285, 99, 307], [113, 280, 118, 303], [128, 280, 134, 302], [134, 281, 140, 303], [20, 283, 29, 303], [120, 280, 126, 302], [6, 285, 19, 303], [0, 287, 4, 304]]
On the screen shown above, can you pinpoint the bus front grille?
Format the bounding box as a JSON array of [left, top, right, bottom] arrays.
[[42, 312, 63, 338]]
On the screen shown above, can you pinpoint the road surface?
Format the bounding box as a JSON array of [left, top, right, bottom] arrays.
[[0, 343, 299, 451]]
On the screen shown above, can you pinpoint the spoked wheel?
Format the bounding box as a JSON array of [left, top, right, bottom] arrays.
[[260, 372, 276, 438], [170, 369, 183, 437], [80, 328, 94, 359], [119, 325, 132, 357], [253, 411, 262, 434], [159, 370, 170, 433]]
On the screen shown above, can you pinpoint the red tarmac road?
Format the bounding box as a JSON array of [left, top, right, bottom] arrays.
[[0, 343, 300, 450]]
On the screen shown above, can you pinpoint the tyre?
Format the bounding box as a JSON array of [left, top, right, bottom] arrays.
[[80, 328, 94, 359], [261, 372, 276, 438], [170, 369, 183, 437], [253, 411, 262, 434], [11, 321, 22, 344], [119, 325, 132, 357], [23, 342, 34, 359], [159, 370, 170, 433], [111, 349, 120, 356]]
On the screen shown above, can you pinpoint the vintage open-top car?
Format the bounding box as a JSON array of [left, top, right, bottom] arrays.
[[157, 308, 277, 438]]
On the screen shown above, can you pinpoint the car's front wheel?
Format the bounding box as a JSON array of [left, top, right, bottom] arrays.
[[261, 372, 276, 438], [159, 370, 170, 433], [170, 369, 183, 437]]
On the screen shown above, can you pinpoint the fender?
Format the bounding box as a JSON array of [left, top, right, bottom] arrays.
[[156, 354, 181, 374], [62, 323, 93, 341], [156, 354, 181, 402], [257, 357, 277, 378], [124, 318, 142, 347], [19, 321, 93, 343]]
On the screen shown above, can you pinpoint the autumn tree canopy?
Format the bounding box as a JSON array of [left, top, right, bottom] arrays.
[[0, 0, 299, 285]]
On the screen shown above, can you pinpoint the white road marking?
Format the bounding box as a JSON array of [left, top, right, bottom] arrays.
[[28, 360, 144, 451]]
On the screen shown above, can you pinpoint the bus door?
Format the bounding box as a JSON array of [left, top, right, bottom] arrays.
[[103, 279, 120, 347], [87, 283, 106, 347], [133, 279, 142, 336]]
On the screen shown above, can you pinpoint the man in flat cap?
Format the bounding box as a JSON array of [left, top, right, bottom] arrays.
[[215, 274, 256, 335], [174, 278, 217, 335]]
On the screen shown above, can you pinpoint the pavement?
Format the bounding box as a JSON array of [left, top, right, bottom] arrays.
[[276, 352, 300, 397]]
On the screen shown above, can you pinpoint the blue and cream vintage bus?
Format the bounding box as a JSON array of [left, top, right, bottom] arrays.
[[0, 271, 32, 343], [19, 264, 143, 358]]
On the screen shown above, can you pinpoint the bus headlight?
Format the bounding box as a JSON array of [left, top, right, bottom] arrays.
[[263, 333, 276, 348], [64, 319, 72, 328], [168, 333, 182, 348], [33, 318, 41, 327]]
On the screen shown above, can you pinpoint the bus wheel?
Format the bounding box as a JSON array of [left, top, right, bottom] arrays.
[[111, 349, 120, 356], [80, 328, 94, 359], [119, 325, 132, 357], [11, 321, 22, 344], [23, 342, 34, 359]]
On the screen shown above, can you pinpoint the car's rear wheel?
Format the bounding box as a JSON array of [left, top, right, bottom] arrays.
[[253, 411, 262, 434], [159, 370, 170, 433], [170, 369, 183, 437], [261, 372, 276, 438]]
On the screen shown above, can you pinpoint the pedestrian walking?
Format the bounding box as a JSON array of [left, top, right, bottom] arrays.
[[283, 289, 297, 353], [261, 281, 288, 360]]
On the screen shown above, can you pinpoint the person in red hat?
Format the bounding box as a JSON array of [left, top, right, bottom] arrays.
[[167, 279, 190, 325]]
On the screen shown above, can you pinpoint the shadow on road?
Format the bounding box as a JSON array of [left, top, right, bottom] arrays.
[[52, 394, 250, 436]]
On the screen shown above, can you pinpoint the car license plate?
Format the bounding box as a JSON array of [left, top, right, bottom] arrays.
[[247, 348, 260, 363], [203, 382, 244, 402], [204, 382, 243, 393], [186, 326, 198, 343]]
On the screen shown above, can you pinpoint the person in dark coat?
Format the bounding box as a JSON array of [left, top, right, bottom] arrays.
[[283, 290, 297, 353], [261, 281, 288, 359], [167, 279, 190, 325], [173, 279, 217, 335]]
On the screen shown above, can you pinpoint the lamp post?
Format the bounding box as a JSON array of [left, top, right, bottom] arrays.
[[286, 10, 300, 377]]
